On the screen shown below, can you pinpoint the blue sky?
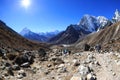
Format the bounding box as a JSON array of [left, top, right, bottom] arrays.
[[0, 0, 120, 33]]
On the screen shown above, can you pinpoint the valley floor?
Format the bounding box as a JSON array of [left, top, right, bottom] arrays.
[[0, 50, 120, 80]]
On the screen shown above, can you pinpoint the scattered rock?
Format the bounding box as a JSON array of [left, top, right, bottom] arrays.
[[12, 64, 20, 70], [38, 48, 46, 57], [15, 53, 34, 65], [78, 65, 90, 76], [116, 60, 120, 66], [6, 53, 18, 60], [17, 70, 26, 79], [47, 64, 52, 67], [57, 67, 67, 73], [6, 67, 14, 76], [21, 62, 30, 68], [87, 73, 96, 80], [58, 64, 65, 68], [72, 59, 80, 66], [50, 57, 64, 65], [70, 75, 82, 80]]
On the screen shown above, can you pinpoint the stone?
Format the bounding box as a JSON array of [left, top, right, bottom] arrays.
[[12, 64, 20, 70], [72, 59, 80, 66], [58, 64, 65, 68], [84, 44, 90, 51], [116, 60, 120, 66], [57, 67, 67, 73], [78, 65, 90, 76], [6, 67, 14, 76], [86, 54, 94, 63], [6, 53, 18, 60], [0, 75, 4, 80], [21, 62, 30, 68], [47, 64, 52, 67], [44, 71, 50, 75], [112, 72, 116, 76], [50, 57, 64, 65], [4, 62, 11, 67], [38, 48, 46, 57], [15, 53, 34, 65], [87, 73, 96, 80], [88, 63, 94, 72], [17, 70, 26, 79], [17, 74, 24, 79], [70, 76, 82, 80]]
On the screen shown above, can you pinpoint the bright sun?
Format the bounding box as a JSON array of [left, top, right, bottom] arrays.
[[21, 0, 31, 9]]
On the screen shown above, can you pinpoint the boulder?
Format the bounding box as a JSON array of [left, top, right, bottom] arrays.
[[49, 57, 64, 65], [17, 70, 26, 79], [84, 44, 90, 51], [6, 67, 14, 76], [6, 53, 18, 60], [12, 64, 20, 70], [72, 59, 80, 66], [78, 65, 90, 76], [38, 48, 46, 57], [57, 67, 67, 73], [87, 73, 96, 80], [15, 53, 34, 65], [70, 76, 82, 80]]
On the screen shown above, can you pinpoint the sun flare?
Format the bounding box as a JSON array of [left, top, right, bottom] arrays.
[[21, 0, 31, 9]]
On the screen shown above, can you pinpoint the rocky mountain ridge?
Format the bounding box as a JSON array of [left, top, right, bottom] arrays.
[[49, 9, 120, 44]]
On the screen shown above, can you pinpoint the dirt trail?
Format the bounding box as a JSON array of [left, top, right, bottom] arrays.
[[95, 53, 120, 80]]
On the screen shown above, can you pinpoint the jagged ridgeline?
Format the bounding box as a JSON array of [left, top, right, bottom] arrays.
[[49, 9, 120, 44]]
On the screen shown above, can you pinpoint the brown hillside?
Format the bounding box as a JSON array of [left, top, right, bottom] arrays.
[[0, 20, 49, 50], [75, 22, 120, 51]]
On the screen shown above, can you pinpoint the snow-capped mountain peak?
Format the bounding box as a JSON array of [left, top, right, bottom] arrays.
[[115, 9, 120, 18], [20, 27, 31, 36], [78, 14, 99, 32], [112, 9, 120, 22], [97, 16, 109, 27]]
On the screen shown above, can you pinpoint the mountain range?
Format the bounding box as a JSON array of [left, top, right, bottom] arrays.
[[20, 28, 60, 42], [49, 9, 120, 44], [0, 9, 120, 50], [19, 9, 120, 45]]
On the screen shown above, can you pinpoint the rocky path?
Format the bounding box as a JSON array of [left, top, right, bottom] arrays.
[[0, 49, 120, 80], [95, 52, 120, 80]]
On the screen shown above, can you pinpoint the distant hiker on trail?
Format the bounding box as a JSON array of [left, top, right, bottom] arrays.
[[63, 49, 67, 55], [62, 49, 70, 56], [95, 44, 101, 53]]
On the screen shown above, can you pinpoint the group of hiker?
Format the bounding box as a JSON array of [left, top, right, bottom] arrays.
[[84, 43, 102, 53]]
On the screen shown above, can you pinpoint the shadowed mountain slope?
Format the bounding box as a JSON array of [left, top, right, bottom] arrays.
[[0, 20, 48, 50]]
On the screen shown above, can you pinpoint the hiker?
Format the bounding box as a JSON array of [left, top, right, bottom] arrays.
[[95, 44, 101, 53]]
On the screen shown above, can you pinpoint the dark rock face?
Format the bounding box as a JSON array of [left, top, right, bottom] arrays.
[[84, 44, 90, 51], [49, 25, 82, 44]]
